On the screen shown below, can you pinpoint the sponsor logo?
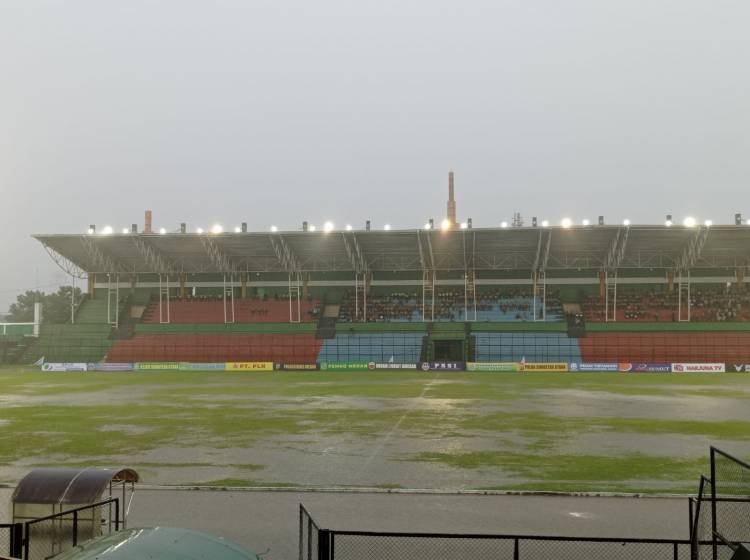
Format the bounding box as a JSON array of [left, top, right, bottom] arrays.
[[729, 364, 749, 373], [632, 363, 672, 373], [618, 363, 633, 373], [569, 363, 620, 372], [87, 363, 134, 372], [41, 362, 88, 372], [421, 362, 431, 372], [520, 362, 568, 372], [225, 362, 274, 371], [466, 362, 520, 372], [274, 363, 318, 371], [318, 362, 369, 371], [370, 363, 419, 370], [672, 363, 725, 373], [136, 362, 180, 370], [178, 363, 226, 371]]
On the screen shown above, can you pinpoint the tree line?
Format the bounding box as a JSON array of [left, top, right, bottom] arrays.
[[4, 287, 82, 324]]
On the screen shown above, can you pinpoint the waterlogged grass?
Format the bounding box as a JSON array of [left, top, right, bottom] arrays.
[[1, 367, 750, 492]]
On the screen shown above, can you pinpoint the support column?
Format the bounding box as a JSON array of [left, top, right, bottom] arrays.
[[180, 274, 187, 298], [666, 270, 675, 292], [88, 274, 95, 298], [598, 271, 606, 301], [241, 274, 248, 299]]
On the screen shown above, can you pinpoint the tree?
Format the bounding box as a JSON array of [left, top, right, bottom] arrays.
[[6, 286, 83, 324]]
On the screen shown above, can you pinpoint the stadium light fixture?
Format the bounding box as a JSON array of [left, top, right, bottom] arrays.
[[441, 219, 451, 231], [598, 216, 604, 226], [270, 225, 278, 232], [210, 224, 223, 234], [323, 221, 335, 233], [87, 225, 96, 234], [309, 225, 317, 232], [683, 216, 696, 228], [234, 226, 242, 233], [101, 226, 113, 235], [345, 224, 353, 231], [582, 219, 590, 227], [500, 221, 508, 228], [665, 214, 673, 227], [541, 220, 549, 228], [704, 219, 713, 227], [561, 218, 572, 229], [424, 222, 432, 230], [532, 217, 538, 227], [196, 227, 204, 234], [122, 228, 129, 234], [735, 213, 742, 226], [623, 219, 631, 226], [459, 222, 468, 230], [159, 227, 167, 235], [241, 222, 247, 233], [383, 224, 391, 231]]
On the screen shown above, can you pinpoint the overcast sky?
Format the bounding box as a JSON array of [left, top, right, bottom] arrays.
[[1, 1, 748, 309]]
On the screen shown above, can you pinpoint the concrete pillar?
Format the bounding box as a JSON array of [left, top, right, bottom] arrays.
[[88, 274, 95, 298], [599, 271, 606, 301], [241, 274, 247, 299], [180, 273, 187, 298], [667, 270, 675, 292]]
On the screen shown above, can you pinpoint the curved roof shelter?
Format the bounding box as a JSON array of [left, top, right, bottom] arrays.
[[12, 467, 139, 505]]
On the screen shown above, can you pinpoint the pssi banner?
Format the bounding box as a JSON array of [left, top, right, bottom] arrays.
[[467, 362, 520, 372], [136, 362, 180, 370], [274, 363, 319, 371], [318, 362, 369, 371], [520, 362, 568, 372], [672, 363, 725, 373], [179, 363, 226, 371], [41, 363, 87, 372], [419, 362, 465, 371], [225, 362, 274, 371]]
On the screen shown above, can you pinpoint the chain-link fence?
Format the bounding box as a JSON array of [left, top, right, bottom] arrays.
[[708, 447, 750, 559], [300, 504, 691, 560]]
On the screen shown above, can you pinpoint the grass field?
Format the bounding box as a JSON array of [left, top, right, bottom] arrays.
[[1, 367, 749, 494]]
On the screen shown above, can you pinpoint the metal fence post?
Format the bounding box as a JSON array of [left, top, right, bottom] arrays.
[[299, 506, 303, 560], [11, 523, 23, 559], [115, 498, 120, 531], [514, 537, 519, 560], [23, 522, 30, 560], [318, 529, 330, 560], [673, 541, 678, 560], [710, 448, 717, 560], [73, 510, 78, 546]]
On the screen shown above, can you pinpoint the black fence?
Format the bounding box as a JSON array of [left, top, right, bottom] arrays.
[[1, 498, 120, 560], [300, 504, 692, 560]]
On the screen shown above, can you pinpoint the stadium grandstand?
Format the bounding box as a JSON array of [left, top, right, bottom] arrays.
[[6, 211, 748, 369]]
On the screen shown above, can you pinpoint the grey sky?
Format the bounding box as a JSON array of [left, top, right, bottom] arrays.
[[1, 1, 748, 308]]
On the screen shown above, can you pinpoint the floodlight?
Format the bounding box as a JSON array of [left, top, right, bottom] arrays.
[[441, 219, 451, 231], [582, 219, 590, 227], [561, 218, 572, 229], [122, 228, 129, 234], [704, 219, 713, 227], [241, 222, 247, 233], [234, 226, 241, 233], [459, 222, 468, 230], [424, 222, 432, 230], [309, 225, 317, 232], [302, 221, 308, 232], [131, 224, 138, 234], [383, 224, 391, 231], [598, 216, 604, 226], [467, 218, 472, 229], [323, 221, 334, 233], [196, 227, 204, 234], [101, 226, 113, 235], [180, 223, 187, 234], [159, 227, 167, 234], [623, 219, 631, 226], [366, 220, 371, 231], [210, 224, 223, 234], [500, 221, 508, 228], [88, 225, 96, 234], [665, 214, 673, 227], [345, 224, 353, 231], [532, 217, 538, 227], [541, 220, 549, 227], [735, 213, 743, 226], [270, 225, 278, 233], [683, 216, 696, 228]]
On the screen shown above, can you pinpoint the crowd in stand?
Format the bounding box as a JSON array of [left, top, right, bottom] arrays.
[[584, 286, 750, 322], [338, 287, 562, 322]]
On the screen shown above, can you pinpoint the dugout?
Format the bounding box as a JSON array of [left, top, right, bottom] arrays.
[[11, 467, 139, 532]]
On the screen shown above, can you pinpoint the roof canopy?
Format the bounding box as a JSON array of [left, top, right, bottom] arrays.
[[33, 225, 750, 277], [12, 467, 139, 505]]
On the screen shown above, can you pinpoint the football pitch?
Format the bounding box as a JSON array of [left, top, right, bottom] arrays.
[[1, 367, 749, 494]]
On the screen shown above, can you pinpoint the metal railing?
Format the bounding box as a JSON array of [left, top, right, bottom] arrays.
[[300, 504, 691, 560]]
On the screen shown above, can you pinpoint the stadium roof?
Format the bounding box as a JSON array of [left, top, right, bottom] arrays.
[[34, 225, 750, 277]]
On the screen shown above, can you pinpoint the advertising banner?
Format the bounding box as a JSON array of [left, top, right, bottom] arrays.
[[136, 362, 180, 370], [274, 363, 319, 371], [225, 362, 274, 371], [630, 363, 672, 373], [520, 362, 568, 372], [370, 362, 419, 370], [467, 362, 520, 372], [41, 362, 88, 372], [87, 363, 134, 372], [318, 362, 369, 371], [419, 362, 465, 371], [727, 364, 750, 373], [568, 362, 620, 372], [179, 363, 226, 371], [671, 363, 725, 373]]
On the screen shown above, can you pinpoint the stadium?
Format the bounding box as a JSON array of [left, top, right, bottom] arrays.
[[1, 201, 750, 558]]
